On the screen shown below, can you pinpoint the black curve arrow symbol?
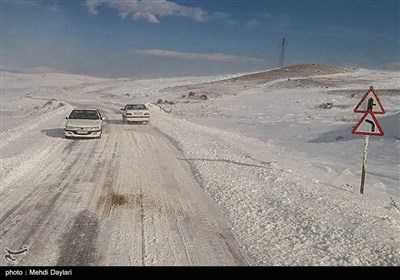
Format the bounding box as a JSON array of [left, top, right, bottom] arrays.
[[365, 119, 375, 132]]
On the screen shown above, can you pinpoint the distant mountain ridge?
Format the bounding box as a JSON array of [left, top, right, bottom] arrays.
[[220, 64, 357, 85], [0, 65, 66, 74]]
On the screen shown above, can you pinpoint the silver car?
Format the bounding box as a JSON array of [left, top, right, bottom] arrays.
[[65, 108, 104, 139], [121, 104, 150, 124]]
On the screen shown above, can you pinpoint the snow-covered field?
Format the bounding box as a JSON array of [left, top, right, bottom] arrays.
[[155, 67, 400, 205], [1, 64, 399, 265]]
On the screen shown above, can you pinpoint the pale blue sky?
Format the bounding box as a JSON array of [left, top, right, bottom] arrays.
[[1, 0, 399, 77]]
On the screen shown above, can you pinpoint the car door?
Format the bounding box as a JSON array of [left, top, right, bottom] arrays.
[[122, 105, 128, 117], [97, 110, 103, 127]]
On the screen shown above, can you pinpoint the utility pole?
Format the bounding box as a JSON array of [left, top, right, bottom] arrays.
[[279, 37, 286, 68]]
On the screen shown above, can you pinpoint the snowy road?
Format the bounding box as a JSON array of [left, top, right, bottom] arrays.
[[0, 104, 248, 266]]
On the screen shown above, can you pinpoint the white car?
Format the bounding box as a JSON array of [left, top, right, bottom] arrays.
[[121, 104, 150, 124], [64, 108, 104, 139]]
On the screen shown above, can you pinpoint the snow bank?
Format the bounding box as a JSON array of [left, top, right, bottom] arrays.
[[150, 105, 400, 266], [0, 102, 73, 149], [309, 112, 400, 142]]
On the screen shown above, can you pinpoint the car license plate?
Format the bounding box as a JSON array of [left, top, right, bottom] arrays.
[[77, 131, 88, 135], [134, 112, 142, 115]]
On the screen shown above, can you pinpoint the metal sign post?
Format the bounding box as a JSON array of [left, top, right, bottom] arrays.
[[360, 135, 369, 194]]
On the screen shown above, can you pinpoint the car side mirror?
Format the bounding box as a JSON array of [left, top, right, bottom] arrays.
[[65, 116, 68, 119], [120, 108, 124, 111]]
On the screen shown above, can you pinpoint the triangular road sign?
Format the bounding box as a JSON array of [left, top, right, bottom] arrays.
[[354, 86, 385, 114], [352, 111, 384, 136]]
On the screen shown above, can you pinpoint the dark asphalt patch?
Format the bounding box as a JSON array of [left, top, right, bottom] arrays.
[[57, 210, 99, 266]]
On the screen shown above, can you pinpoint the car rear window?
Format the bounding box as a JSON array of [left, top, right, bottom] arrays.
[[69, 110, 100, 120], [126, 104, 147, 110]]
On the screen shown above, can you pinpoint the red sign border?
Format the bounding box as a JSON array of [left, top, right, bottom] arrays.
[[352, 110, 384, 136], [353, 87, 385, 114]]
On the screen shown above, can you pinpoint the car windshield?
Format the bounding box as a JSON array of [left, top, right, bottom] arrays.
[[126, 104, 147, 110], [69, 110, 100, 120]]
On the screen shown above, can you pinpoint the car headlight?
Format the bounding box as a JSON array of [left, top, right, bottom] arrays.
[[66, 126, 76, 130]]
